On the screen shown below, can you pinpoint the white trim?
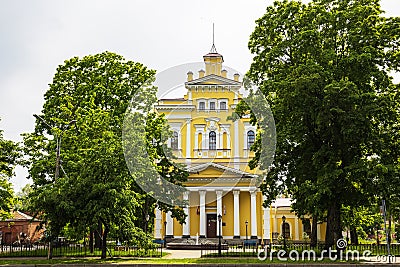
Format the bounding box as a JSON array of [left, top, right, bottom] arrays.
[[199, 190, 206, 237], [262, 195, 271, 241], [182, 191, 190, 237], [250, 191, 257, 237], [166, 211, 174, 236], [186, 119, 191, 159], [154, 208, 162, 239], [216, 191, 223, 236], [233, 190, 240, 237]]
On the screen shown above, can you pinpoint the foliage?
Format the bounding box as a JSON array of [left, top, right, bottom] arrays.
[[22, 52, 186, 258], [0, 119, 19, 219], [14, 183, 33, 212], [245, 0, 400, 247]]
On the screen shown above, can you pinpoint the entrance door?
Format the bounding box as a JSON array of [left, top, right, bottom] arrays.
[[4, 233, 11, 245], [207, 214, 217, 238]]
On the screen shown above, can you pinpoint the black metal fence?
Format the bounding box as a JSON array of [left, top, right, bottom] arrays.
[[201, 242, 400, 257], [0, 242, 163, 258]]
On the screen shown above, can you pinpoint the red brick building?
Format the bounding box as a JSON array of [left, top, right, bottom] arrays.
[[0, 211, 44, 245]]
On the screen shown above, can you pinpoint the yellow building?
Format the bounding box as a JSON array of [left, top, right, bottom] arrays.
[[153, 44, 325, 243]]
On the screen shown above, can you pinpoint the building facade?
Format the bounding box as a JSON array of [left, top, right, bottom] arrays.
[[0, 211, 44, 245], [153, 45, 325, 243]]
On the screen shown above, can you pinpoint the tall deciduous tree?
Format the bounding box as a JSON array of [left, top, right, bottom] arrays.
[[23, 52, 187, 259], [246, 0, 400, 247]]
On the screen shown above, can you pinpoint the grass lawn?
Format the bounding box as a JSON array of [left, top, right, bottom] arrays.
[[0, 256, 361, 265]]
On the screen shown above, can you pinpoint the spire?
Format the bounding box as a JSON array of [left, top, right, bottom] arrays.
[[210, 23, 218, 54], [203, 23, 223, 76]]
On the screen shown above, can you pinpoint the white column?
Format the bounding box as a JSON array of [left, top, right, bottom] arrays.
[[233, 190, 240, 238], [262, 195, 271, 242], [295, 217, 299, 240], [233, 120, 239, 169], [166, 211, 174, 237], [218, 131, 222, 149], [186, 119, 191, 161], [154, 208, 162, 239], [216, 190, 223, 237], [199, 190, 206, 237], [182, 191, 190, 238], [250, 190, 257, 238]]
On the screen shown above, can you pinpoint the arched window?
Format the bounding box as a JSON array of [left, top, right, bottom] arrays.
[[247, 130, 255, 149], [209, 131, 216, 150], [282, 222, 290, 238], [220, 102, 227, 110], [171, 131, 178, 150]]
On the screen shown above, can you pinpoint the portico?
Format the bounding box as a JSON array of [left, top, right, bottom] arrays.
[[155, 186, 267, 240]]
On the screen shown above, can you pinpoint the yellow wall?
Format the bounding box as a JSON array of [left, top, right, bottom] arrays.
[[222, 192, 233, 236]]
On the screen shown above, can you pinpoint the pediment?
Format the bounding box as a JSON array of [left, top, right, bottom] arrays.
[[187, 162, 256, 178], [185, 74, 241, 86]]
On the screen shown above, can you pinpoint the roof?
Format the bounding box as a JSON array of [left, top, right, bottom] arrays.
[[158, 98, 186, 101], [185, 74, 241, 86], [5, 211, 40, 222], [188, 162, 257, 178], [203, 52, 223, 58], [272, 198, 293, 208]]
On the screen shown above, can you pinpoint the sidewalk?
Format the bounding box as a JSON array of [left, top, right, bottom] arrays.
[[163, 249, 202, 259]]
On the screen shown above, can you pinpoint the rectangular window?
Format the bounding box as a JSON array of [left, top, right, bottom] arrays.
[[209, 102, 215, 110], [199, 102, 205, 110], [220, 102, 227, 110]]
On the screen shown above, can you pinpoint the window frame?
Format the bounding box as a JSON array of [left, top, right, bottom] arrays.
[[209, 131, 216, 150]]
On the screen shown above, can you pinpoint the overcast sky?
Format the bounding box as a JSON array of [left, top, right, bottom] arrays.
[[1, 0, 399, 191]]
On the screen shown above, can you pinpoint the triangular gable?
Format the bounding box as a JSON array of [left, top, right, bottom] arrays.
[[185, 74, 241, 86], [188, 162, 257, 178]]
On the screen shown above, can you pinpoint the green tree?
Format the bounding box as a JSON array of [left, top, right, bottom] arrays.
[[14, 183, 33, 212], [246, 0, 400, 248], [23, 52, 187, 259], [0, 120, 19, 219]]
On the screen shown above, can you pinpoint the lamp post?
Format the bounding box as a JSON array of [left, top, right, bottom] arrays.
[[33, 114, 77, 260], [144, 214, 150, 233], [218, 214, 222, 256], [163, 221, 167, 248], [245, 220, 249, 241], [282, 216, 287, 251]]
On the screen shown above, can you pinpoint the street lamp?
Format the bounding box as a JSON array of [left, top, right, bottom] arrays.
[[163, 221, 167, 248], [282, 216, 287, 251], [144, 214, 150, 233], [218, 214, 222, 256], [245, 220, 249, 241]]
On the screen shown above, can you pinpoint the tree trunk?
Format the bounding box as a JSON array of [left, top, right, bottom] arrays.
[[388, 213, 392, 245], [311, 214, 318, 248], [95, 221, 102, 249], [101, 224, 109, 259], [350, 227, 358, 245], [89, 230, 94, 253], [325, 201, 342, 249]]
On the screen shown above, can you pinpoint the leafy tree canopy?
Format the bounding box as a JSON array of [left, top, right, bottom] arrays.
[[244, 0, 400, 247]]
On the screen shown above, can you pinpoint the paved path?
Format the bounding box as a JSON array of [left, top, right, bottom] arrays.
[[163, 249, 202, 259]]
